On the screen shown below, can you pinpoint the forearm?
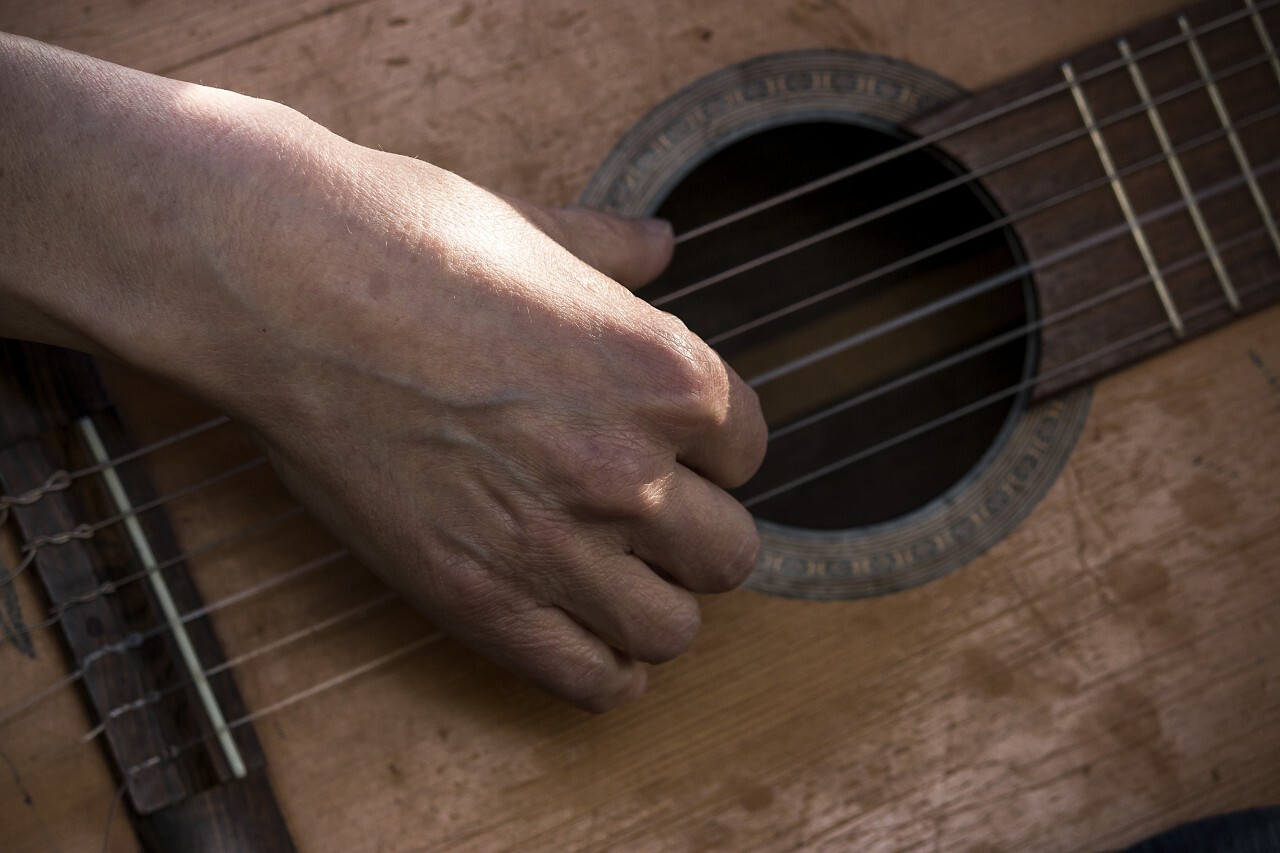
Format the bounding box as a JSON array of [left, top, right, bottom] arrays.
[[0, 32, 292, 375]]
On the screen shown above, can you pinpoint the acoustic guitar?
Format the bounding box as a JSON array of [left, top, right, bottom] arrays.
[[1, 0, 1278, 849]]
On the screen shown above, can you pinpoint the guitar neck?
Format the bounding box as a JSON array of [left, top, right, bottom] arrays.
[[910, 0, 1280, 399]]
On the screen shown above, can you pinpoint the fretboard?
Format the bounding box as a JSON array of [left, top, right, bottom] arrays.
[[909, 0, 1280, 399]]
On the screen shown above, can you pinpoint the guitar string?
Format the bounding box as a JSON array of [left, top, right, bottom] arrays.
[[745, 272, 1277, 508], [0, 547, 352, 728], [73, 541, 1280, 853], [1, 138, 1276, 721], [671, 0, 1280, 245], [2, 270, 1275, 786], [767, 223, 1268, 441], [0, 3, 1271, 813], [65, 415, 232, 481], [61, 222, 1273, 740], [1, 222, 1271, 739], [119, 539, 1280, 789], [2, 91, 1269, 676], [98, 780, 128, 853], [109, 359, 1276, 789], [17, 505, 306, 637], [5, 109, 1274, 635], [0, 6, 1276, 735], [706, 101, 1280, 349], [120, 632, 446, 782], [0, 9, 1272, 519], [742, 151, 1280, 391], [3, 88, 1273, 632], [79, 591, 399, 743], [0, 455, 269, 590], [654, 44, 1279, 310]]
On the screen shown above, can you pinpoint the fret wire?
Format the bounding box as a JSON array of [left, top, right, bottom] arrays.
[[744, 147, 1280, 390], [1119, 38, 1241, 311], [76, 417, 247, 780], [1245, 0, 1280, 86], [1181, 14, 1280, 260], [657, 45, 1279, 312], [1062, 60, 1185, 338], [709, 95, 1280, 349], [673, 0, 1280, 245], [768, 222, 1268, 442]]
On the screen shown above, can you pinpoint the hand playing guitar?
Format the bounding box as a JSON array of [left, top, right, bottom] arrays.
[[0, 33, 766, 711]]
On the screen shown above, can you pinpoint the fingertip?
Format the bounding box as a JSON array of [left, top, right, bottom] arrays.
[[637, 216, 674, 248], [575, 657, 648, 714], [559, 205, 675, 291], [636, 216, 675, 277]]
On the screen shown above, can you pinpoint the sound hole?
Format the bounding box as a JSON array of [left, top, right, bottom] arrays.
[[645, 121, 1036, 530]]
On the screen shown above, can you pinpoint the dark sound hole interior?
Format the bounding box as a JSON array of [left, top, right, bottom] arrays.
[[644, 120, 1036, 530]]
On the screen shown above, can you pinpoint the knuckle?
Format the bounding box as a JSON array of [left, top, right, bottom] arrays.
[[561, 431, 670, 520], [640, 318, 728, 424], [617, 472, 677, 524], [427, 554, 521, 628], [518, 512, 580, 562]]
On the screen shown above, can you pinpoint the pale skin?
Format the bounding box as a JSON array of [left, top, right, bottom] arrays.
[[0, 32, 767, 712]]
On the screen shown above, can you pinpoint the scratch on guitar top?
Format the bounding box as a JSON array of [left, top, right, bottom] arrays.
[[2, 744, 67, 853], [1248, 349, 1280, 394], [0, 561, 36, 659], [0, 746, 32, 807]]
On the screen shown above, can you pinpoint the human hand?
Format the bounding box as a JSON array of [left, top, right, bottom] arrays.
[[0, 34, 766, 709], [180, 107, 767, 711]]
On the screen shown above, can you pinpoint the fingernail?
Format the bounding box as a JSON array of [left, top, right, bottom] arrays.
[[639, 217, 674, 240]]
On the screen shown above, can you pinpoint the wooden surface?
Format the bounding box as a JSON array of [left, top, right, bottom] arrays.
[[2, 0, 1279, 851]]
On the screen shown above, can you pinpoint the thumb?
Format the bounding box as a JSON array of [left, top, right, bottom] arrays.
[[502, 197, 675, 291]]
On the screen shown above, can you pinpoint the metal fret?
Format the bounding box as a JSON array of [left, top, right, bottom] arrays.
[[1245, 0, 1280, 86], [1062, 61, 1186, 337], [1181, 14, 1280, 260], [1119, 39, 1241, 311]]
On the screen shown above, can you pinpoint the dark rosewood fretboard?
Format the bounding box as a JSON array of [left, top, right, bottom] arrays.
[[911, 0, 1280, 399]]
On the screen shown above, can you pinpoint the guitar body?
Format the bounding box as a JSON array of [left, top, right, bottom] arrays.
[[2, 0, 1279, 850]]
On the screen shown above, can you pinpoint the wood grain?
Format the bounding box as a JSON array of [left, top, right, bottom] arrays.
[[2, 0, 1278, 851]]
